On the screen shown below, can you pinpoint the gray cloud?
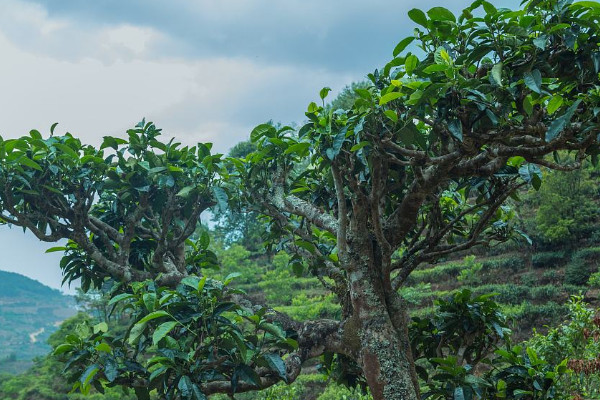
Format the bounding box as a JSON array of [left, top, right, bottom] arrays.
[[14, 0, 520, 74]]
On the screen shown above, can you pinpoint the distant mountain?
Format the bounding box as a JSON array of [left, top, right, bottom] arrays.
[[0, 269, 76, 374]]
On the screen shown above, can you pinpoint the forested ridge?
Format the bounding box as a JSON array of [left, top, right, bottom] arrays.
[[0, 270, 75, 374], [1, 0, 600, 398]]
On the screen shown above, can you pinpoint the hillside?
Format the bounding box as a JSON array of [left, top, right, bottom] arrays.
[[0, 270, 76, 374]]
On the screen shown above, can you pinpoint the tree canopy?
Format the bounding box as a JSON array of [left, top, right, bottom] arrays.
[[0, 1, 600, 399]]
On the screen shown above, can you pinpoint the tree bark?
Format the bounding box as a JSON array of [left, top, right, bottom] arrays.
[[348, 266, 420, 400]]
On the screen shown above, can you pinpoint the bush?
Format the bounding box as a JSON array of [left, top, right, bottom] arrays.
[[400, 283, 433, 306], [541, 270, 560, 283], [407, 262, 464, 283], [520, 271, 538, 286], [564, 260, 592, 286], [317, 385, 372, 400], [481, 256, 524, 272], [531, 251, 566, 268], [530, 285, 561, 300], [572, 246, 600, 262], [470, 284, 529, 305], [456, 255, 483, 284], [562, 284, 586, 296], [588, 270, 600, 288]]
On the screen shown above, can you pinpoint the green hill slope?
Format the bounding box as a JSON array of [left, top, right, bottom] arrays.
[[0, 270, 76, 374]]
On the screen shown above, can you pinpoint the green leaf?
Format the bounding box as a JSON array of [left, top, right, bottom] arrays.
[[103, 359, 118, 382], [212, 186, 228, 212], [17, 157, 42, 171], [491, 63, 503, 86], [408, 9, 428, 27], [448, 119, 463, 141], [93, 322, 108, 334], [263, 353, 288, 382], [379, 92, 403, 106], [153, 321, 178, 345], [80, 364, 100, 387], [519, 163, 543, 190], [143, 292, 157, 311], [225, 272, 242, 286], [182, 276, 201, 291], [319, 87, 331, 101], [108, 293, 135, 305], [326, 129, 347, 160], [197, 276, 207, 292], [128, 321, 147, 345], [573, 1, 600, 9], [482, 1, 497, 14], [53, 343, 74, 355], [427, 7, 456, 22], [454, 387, 465, 400], [29, 129, 42, 140], [393, 37, 415, 57], [176, 185, 195, 198], [405, 54, 419, 74], [250, 124, 276, 142], [283, 142, 310, 156], [384, 110, 398, 123], [547, 96, 564, 115], [423, 64, 448, 74], [524, 69, 542, 94], [507, 156, 525, 167], [54, 143, 79, 159], [259, 322, 285, 339], [533, 35, 547, 50], [137, 310, 171, 324], [545, 99, 581, 142], [95, 343, 111, 353], [45, 246, 66, 253], [350, 141, 370, 152]]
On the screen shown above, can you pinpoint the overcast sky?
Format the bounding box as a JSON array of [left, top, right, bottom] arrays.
[[0, 0, 520, 293]]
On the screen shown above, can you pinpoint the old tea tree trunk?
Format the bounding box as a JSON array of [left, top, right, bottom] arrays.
[[238, 1, 600, 398]]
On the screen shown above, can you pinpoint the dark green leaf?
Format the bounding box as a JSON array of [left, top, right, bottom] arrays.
[[408, 9, 428, 27], [448, 119, 463, 142], [545, 99, 581, 142], [212, 186, 228, 212], [393, 37, 416, 57], [263, 353, 288, 382], [153, 321, 178, 345], [524, 69, 542, 94], [427, 7, 456, 22]]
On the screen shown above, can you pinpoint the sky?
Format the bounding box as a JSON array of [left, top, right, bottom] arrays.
[[0, 0, 520, 293]]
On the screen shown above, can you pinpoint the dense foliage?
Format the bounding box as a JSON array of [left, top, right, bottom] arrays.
[[1, 0, 600, 399]]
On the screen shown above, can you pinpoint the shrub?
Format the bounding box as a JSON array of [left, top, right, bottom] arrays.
[[400, 283, 433, 306], [565, 260, 592, 286], [531, 251, 566, 268], [456, 255, 483, 284], [481, 256, 524, 272], [572, 246, 600, 261], [541, 270, 560, 283], [562, 284, 586, 296], [588, 270, 600, 288], [520, 271, 538, 286], [530, 285, 561, 300]]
